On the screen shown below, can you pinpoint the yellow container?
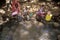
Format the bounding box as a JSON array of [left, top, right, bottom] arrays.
[[45, 13, 52, 21]]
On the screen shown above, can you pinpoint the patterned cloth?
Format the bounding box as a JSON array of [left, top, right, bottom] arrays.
[[11, 0, 20, 14]]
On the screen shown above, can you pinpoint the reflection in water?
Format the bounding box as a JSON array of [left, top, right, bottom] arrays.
[[0, 20, 59, 40]]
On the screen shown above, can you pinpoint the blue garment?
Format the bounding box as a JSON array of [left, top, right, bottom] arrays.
[[29, 13, 33, 17]]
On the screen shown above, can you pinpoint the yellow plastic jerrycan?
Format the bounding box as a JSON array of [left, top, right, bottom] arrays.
[[45, 11, 53, 21]]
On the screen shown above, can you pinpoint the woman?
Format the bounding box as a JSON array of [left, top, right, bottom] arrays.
[[11, 0, 21, 21]]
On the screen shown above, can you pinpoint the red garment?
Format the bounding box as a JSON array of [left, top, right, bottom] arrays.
[[11, 0, 20, 13]]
